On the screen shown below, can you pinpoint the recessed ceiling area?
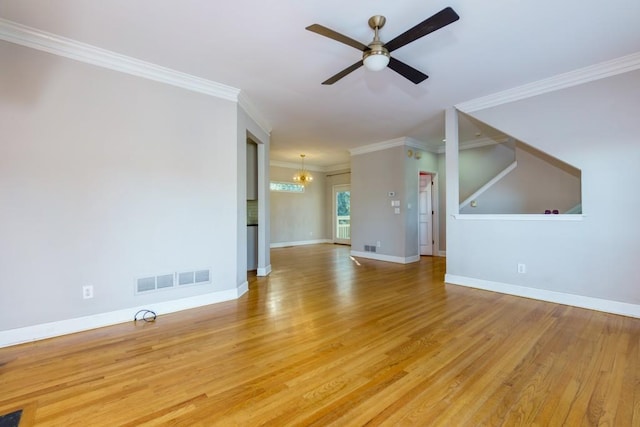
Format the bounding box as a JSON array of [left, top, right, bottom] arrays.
[[1, 0, 639, 167]]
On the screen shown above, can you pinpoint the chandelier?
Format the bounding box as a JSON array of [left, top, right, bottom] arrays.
[[293, 154, 313, 185]]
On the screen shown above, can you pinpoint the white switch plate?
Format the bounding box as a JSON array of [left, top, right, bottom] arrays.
[[394, 208, 400, 214], [83, 285, 94, 299]]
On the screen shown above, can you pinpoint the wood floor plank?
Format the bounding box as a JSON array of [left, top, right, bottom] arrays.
[[1, 244, 639, 426]]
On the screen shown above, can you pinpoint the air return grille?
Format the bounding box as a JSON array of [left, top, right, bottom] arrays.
[[136, 269, 211, 294]]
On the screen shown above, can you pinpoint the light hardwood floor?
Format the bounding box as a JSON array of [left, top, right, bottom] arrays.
[[1, 244, 639, 426]]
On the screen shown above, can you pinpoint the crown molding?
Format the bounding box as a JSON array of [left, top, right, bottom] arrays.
[[269, 160, 351, 173], [436, 136, 511, 154], [405, 137, 429, 151], [238, 91, 272, 137], [0, 18, 240, 101], [457, 51, 640, 113], [270, 160, 326, 172], [349, 137, 410, 156], [324, 163, 351, 172], [350, 136, 446, 157]]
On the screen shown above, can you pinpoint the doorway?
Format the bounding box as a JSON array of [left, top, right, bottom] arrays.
[[333, 184, 351, 245], [419, 173, 433, 256]]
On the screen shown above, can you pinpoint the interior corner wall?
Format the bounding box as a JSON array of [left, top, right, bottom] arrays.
[[351, 146, 408, 258], [0, 40, 239, 332], [448, 69, 640, 306], [269, 166, 326, 245]]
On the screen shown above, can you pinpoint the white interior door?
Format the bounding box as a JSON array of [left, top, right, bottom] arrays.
[[333, 184, 351, 245], [419, 174, 433, 255]]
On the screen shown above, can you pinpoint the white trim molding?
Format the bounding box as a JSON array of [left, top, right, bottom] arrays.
[[350, 137, 445, 157], [325, 163, 352, 173], [0, 286, 248, 348], [238, 91, 272, 137], [269, 160, 328, 172], [452, 214, 584, 221], [257, 265, 272, 277], [269, 161, 351, 173], [438, 251, 447, 257], [445, 274, 640, 319], [0, 18, 240, 101], [349, 137, 407, 156], [270, 239, 332, 248], [457, 51, 640, 113], [350, 251, 420, 264]]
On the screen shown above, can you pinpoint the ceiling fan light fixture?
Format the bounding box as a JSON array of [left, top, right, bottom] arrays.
[[363, 48, 390, 71]]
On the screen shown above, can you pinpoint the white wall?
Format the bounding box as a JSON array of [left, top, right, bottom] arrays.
[[351, 145, 413, 261], [0, 41, 240, 333], [447, 69, 640, 308], [269, 165, 326, 245]]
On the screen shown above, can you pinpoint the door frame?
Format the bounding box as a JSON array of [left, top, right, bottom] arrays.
[[417, 171, 441, 257], [332, 184, 351, 245]]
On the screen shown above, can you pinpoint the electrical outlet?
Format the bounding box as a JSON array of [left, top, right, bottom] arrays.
[[83, 285, 94, 299], [376, 241, 381, 248], [517, 263, 526, 274]]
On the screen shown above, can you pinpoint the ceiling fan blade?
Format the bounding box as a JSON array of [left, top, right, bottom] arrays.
[[384, 7, 459, 53], [306, 24, 370, 51], [388, 57, 428, 84], [322, 61, 364, 85]]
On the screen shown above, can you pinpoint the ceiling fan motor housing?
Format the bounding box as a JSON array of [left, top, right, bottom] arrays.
[[363, 15, 390, 71]]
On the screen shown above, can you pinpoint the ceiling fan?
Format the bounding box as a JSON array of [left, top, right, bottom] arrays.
[[306, 7, 459, 85]]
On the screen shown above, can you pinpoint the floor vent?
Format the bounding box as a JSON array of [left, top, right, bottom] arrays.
[[136, 269, 211, 294]]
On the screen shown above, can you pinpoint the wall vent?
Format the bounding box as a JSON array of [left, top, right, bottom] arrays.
[[156, 274, 174, 289], [364, 245, 377, 253], [178, 271, 195, 286], [136, 268, 211, 294], [137, 276, 156, 293], [195, 269, 210, 283]]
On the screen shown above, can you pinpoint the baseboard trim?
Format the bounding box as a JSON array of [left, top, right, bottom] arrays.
[[270, 239, 331, 248], [237, 281, 249, 297], [256, 265, 272, 276], [350, 251, 420, 264], [445, 274, 640, 319], [0, 286, 246, 348]]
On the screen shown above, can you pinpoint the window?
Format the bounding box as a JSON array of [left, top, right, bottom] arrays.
[[270, 181, 305, 193]]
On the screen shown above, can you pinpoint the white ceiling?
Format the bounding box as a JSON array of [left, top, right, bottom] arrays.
[[1, 0, 639, 167]]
